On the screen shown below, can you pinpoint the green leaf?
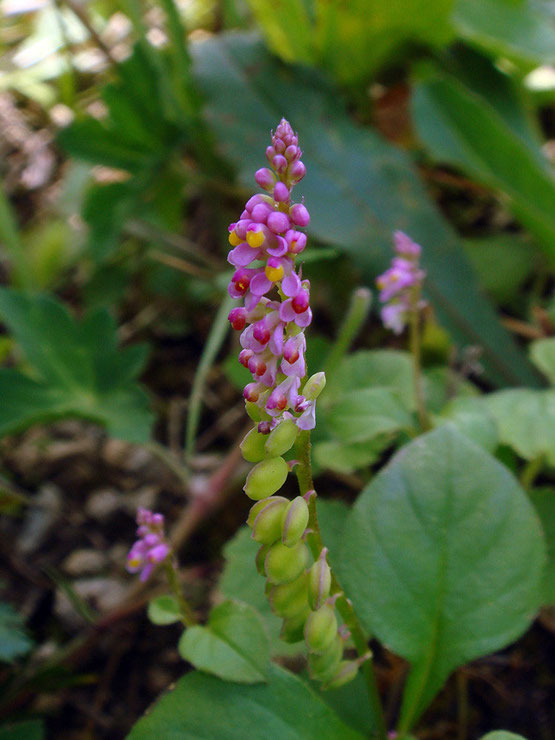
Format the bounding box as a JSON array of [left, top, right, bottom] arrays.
[[485, 389, 555, 465], [435, 397, 499, 452], [453, 0, 555, 66], [148, 595, 182, 625], [0, 601, 33, 662], [479, 733, 529, 740], [529, 487, 555, 605], [179, 600, 270, 684], [413, 60, 555, 262], [530, 337, 555, 385], [338, 427, 544, 730], [0, 290, 152, 443], [127, 663, 363, 739], [0, 720, 44, 740], [192, 33, 538, 387]]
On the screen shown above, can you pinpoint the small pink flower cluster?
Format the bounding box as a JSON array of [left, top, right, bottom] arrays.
[[227, 119, 317, 431], [376, 231, 426, 334], [126, 508, 170, 582]]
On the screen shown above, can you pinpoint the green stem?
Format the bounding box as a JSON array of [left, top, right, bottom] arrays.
[[164, 559, 196, 627], [294, 431, 388, 740], [144, 441, 190, 486], [409, 300, 430, 432], [324, 287, 372, 379], [520, 455, 544, 491]]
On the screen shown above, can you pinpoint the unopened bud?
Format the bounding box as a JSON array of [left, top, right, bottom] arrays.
[[250, 497, 290, 544], [281, 496, 309, 547], [265, 540, 310, 585], [280, 609, 309, 643], [303, 372, 326, 401], [244, 456, 289, 500], [247, 496, 287, 527], [265, 418, 299, 457], [323, 658, 363, 690], [304, 604, 337, 654], [255, 544, 270, 576], [308, 548, 332, 610], [240, 427, 269, 463], [269, 572, 309, 619], [308, 634, 343, 682]]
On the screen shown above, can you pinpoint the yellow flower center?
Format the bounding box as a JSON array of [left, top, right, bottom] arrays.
[[228, 230, 242, 246], [265, 263, 284, 282], [246, 230, 265, 249]]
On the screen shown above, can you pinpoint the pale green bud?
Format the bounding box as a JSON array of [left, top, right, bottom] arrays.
[[240, 427, 268, 463], [280, 609, 310, 644], [265, 540, 310, 585], [245, 400, 271, 422], [308, 634, 343, 682], [308, 547, 332, 610], [302, 372, 326, 401], [269, 572, 309, 619], [247, 496, 288, 528], [304, 604, 337, 654], [243, 456, 289, 500], [281, 496, 309, 547], [251, 498, 289, 544], [255, 544, 270, 576], [264, 418, 299, 457], [323, 659, 360, 690]]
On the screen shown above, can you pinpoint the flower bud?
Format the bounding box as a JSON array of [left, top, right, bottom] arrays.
[[281, 496, 309, 547], [251, 497, 290, 544], [240, 427, 269, 463], [255, 544, 270, 576], [255, 167, 276, 191], [302, 372, 326, 401], [243, 456, 289, 501], [265, 540, 310, 585], [264, 418, 299, 457], [290, 203, 310, 227], [308, 548, 332, 610], [247, 496, 288, 528], [308, 634, 343, 682], [269, 572, 309, 619], [304, 604, 338, 654], [280, 609, 309, 643], [323, 659, 360, 690]]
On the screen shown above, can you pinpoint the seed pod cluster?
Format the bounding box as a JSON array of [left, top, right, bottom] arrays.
[[241, 424, 359, 688]]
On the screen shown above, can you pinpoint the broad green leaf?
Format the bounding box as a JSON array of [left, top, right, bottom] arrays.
[[338, 427, 544, 729], [422, 366, 478, 414], [0, 290, 152, 443], [178, 600, 270, 683], [148, 595, 182, 626], [192, 33, 538, 387], [0, 601, 33, 662], [0, 720, 44, 740], [453, 0, 555, 66], [479, 733, 528, 740], [127, 664, 363, 739], [530, 337, 555, 385], [413, 64, 555, 261], [485, 389, 555, 465], [529, 487, 555, 605], [324, 388, 413, 443], [217, 499, 349, 654], [435, 397, 499, 452], [313, 437, 389, 475]]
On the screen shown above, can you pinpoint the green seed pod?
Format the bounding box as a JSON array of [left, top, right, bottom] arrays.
[[308, 547, 332, 610], [281, 496, 309, 547], [304, 604, 338, 654], [245, 401, 262, 422], [280, 609, 310, 644], [265, 540, 310, 585], [264, 418, 299, 457], [247, 496, 288, 528], [255, 544, 270, 576], [244, 456, 289, 501], [251, 498, 289, 544], [240, 427, 268, 463], [303, 372, 326, 401], [269, 572, 309, 619], [323, 659, 360, 690], [308, 634, 343, 682]]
